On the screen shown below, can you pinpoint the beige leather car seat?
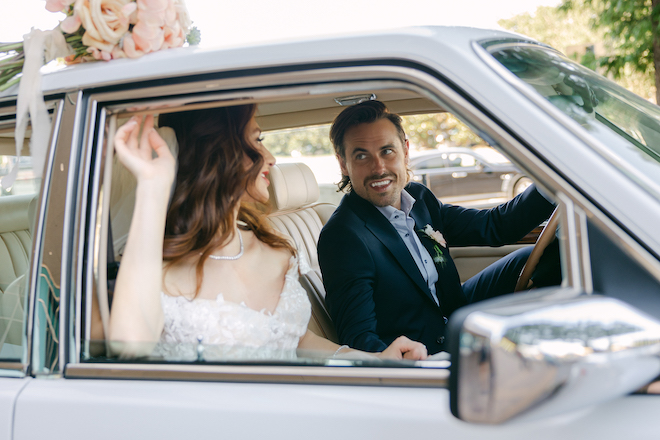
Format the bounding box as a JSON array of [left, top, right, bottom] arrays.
[[267, 163, 338, 342], [0, 193, 37, 355]]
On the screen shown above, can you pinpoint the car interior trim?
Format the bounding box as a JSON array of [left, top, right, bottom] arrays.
[[64, 362, 449, 387], [0, 362, 27, 372]]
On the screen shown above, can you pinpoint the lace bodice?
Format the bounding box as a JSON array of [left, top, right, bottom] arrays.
[[156, 256, 311, 361]]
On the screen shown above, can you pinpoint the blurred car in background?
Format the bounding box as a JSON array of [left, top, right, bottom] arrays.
[[410, 147, 531, 206]]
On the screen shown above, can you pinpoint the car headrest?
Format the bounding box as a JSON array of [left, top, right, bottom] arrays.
[[268, 162, 319, 211]]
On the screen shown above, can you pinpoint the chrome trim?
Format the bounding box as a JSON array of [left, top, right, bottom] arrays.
[[65, 363, 449, 387], [21, 99, 64, 377], [575, 205, 593, 294], [557, 194, 581, 289], [76, 94, 99, 362], [96, 111, 114, 348], [67, 97, 98, 366], [34, 92, 82, 375], [59, 94, 89, 372], [454, 294, 660, 423]]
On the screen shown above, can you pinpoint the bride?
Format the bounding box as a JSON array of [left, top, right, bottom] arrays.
[[108, 104, 427, 361]]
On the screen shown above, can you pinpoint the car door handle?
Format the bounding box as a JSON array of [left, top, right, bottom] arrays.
[[451, 172, 467, 178]]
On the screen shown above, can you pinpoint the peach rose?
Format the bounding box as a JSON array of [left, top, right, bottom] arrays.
[[75, 0, 135, 53]]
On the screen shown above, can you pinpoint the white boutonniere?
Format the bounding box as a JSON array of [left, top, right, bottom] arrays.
[[422, 224, 446, 247], [420, 224, 447, 267]]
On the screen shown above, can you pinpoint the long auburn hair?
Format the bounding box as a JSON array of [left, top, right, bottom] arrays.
[[158, 104, 295, 297]]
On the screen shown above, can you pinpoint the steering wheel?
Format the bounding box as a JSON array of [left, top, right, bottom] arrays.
[[514, 208, 560, 292]]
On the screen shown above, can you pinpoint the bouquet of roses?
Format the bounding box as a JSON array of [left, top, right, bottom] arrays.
[[0, 0, 200, 91]]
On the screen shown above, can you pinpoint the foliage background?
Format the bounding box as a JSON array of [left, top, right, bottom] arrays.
[[266, 115, 484, 157], [499, 3, 657, 102]]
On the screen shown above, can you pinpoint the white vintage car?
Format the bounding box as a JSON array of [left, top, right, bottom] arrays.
[[1, 26, 660, 439]]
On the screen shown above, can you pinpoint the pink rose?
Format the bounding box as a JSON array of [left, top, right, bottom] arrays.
[[88, 46, 112, 61], [121, 33, 145, 58], [46, 0, 75, 13], [60, 14, 82, 33], [130, 20, 164, 53], [161, 21, 184, 49]]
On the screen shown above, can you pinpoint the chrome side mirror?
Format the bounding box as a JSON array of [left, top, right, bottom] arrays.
[[448, 289, 660, 424]]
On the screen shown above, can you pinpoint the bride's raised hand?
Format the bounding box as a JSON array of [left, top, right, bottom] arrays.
[[114, 115, 176, 187]]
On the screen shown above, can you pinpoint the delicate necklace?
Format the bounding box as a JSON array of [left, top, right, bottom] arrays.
[[207, 229, 244, 261]]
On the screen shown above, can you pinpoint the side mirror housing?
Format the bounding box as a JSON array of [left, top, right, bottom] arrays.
[[448, 288, 660, 424]]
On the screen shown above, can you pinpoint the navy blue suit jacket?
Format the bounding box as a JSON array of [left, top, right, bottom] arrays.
[[318, 182, 554, 354]]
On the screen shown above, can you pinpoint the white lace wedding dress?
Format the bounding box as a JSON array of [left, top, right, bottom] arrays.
[[155, 256, 311, 361]]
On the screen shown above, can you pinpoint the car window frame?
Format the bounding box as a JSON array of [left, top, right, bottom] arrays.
[[63, 61, 596, 385]]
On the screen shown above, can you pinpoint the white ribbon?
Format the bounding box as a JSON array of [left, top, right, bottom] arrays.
[[1, 29, 72, 190]]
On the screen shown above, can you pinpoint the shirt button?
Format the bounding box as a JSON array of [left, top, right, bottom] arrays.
[[405, 233, 409, 237], [436, 336, 445, 344], [394, 215, 399, 219]]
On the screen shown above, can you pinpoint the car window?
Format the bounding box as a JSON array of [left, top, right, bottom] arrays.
[[0, 127, 41, 366], [266, 113, 527, 209], [415, 157, 448, 170], [487, 43, 660, 195], [80, 82, 560, 381], [446, 153, 477, 168]]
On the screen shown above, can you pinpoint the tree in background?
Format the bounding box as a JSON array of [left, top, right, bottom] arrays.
[[499, 3, 656, 102], [402, 114, 483, 151], [265, 114, 484, 158]]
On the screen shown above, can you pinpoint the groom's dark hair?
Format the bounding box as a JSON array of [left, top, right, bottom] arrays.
[[330, 100, 407, 192]]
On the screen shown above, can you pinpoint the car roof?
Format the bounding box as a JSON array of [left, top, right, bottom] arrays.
[[0, 26, 533, 100]]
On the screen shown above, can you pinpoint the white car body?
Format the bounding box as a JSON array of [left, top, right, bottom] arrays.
[[1, 26, 660, 439]]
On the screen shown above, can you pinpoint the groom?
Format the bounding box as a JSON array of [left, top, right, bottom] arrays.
[[317, 100, 555, 354]]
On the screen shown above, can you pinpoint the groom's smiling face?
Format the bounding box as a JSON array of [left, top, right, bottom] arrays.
[[338, 118, 409, 209]]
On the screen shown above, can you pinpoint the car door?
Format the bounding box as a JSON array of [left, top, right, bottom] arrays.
[[9, 33, 660, 440], [443, 152, 501, 199], [414, 155, 453, 197]]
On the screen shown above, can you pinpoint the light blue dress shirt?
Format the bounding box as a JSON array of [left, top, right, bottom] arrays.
[[376, 190, 440, 305]]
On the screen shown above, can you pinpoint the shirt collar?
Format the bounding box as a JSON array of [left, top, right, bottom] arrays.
[[375, 189, 415, 220]]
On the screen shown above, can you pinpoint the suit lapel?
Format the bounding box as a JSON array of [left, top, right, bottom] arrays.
[[346, 192, 434, 300], [410, 197, 450, 310]]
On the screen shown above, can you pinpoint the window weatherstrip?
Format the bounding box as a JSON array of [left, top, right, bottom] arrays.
[[65, 363, 449, 387]]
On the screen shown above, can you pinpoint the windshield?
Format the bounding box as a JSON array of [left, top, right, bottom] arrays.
[[486, 43, 660, 194]]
